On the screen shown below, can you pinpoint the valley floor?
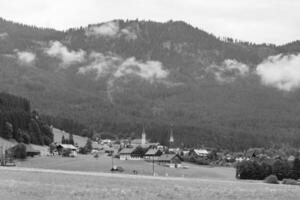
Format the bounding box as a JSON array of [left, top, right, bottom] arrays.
[[0, 167, 299, 200], [15, 154, 235, 179]]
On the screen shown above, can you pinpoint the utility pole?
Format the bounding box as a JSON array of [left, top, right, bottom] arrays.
[[152, 156, 155, 176], [111, 151, 114, 172]]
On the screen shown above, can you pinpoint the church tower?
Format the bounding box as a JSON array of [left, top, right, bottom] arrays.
[[169, 124, 174, 145], [141, 126, 146, 145]]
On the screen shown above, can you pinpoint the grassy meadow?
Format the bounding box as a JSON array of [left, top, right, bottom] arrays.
[[0, 167, 299, 200], [15, 154, 235, 179]]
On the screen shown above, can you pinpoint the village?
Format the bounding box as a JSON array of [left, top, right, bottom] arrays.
[[2, 124, 297, 180]]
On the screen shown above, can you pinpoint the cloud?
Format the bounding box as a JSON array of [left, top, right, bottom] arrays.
[[120, 27, 138, 40], [78, 52, 120, 78], [15, 50, 36, 66], [0, 32, 9, 40], [114, 57, 168, 80], [85, 21, 138, 40], [208, 59, 249, 83], [78, 52, 168, 81], [256, 54, 300, 91], [44, 41, 86, 67], [78, 52, 169, 103], [86, 21, 120, 37]]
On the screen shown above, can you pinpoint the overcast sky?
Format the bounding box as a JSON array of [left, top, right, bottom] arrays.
[[0, 0, 299, 45]]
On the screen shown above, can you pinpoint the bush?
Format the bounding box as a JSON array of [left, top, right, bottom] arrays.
[[12, 143, 27, 159], [236, 160, 267, 179], [282, 179, 299, 185], [272, 159, 290, 180], [264, 175, 279, 184], [62, 148, 72, 157]]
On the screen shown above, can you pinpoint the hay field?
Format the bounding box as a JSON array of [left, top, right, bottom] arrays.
[[0, 167, 299, 200], [16, 154, 235, 179]]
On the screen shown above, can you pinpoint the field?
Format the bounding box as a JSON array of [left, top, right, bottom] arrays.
[[15, 154, 235, 179], [52, 128, 88, 147], [0, 167, 299, 200]]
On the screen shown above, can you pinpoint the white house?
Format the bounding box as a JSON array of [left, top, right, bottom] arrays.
[[189, 149, 209, 158]]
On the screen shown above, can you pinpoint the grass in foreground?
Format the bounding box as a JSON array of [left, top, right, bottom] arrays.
[[0, 168, 299, 200]]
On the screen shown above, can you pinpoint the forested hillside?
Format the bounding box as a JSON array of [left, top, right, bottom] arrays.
[[0, 92, 53, 145], [1, 17, 300, 150]]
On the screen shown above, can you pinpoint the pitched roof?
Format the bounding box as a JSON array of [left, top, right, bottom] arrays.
[[145, 149, 159, 156], [158, 154, 180, 161], [193, 149, 209, 155], [57, 144, 77, 150], [119, 148, 135, 154], [25, 145, 40, 153]]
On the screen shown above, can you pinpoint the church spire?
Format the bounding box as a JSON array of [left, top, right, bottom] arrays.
[[141, 125, 146, 145], [169, 124, 174, 144]]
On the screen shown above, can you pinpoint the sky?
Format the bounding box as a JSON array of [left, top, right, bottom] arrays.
[[0, 0, 299, 45]]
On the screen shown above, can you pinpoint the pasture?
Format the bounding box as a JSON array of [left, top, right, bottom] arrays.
[[16, 154, 235, 179], [0, 167, 299, 200]]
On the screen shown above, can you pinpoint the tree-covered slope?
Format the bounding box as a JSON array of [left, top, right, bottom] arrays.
[[1, 18, 300, 150]]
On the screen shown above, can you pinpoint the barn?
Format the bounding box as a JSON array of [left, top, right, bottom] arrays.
[[158, 154, 182, 168], [144, 149, 162, 160]]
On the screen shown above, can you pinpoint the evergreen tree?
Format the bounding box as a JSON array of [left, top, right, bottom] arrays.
[[61, 135, 65, 144], [69, 133, 74, 145], [84, 138, 93, 153]]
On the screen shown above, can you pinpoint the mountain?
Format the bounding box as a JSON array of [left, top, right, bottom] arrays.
[[1, 17, 300, 150]]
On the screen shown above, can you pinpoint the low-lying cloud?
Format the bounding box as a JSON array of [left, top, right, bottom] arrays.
[[256, 54, 300, 91], [114, 57, 168, 80], [208, 59, 249, 83], [78, 52, 168, 81], [0, 32, 9, 40], [85, 21, 137, 40], [78, 52, 169, 103], [15, 50, 36, 66], [44, 41, 86, 67]]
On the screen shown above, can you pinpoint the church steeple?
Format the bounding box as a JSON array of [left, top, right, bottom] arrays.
[[141, 126, 146, 145], [169, 124, 174, 144]]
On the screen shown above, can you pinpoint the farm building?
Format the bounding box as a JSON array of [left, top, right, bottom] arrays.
[[144, 149, 162, 160], [119, 148, 136, 160], [119, 147, 143, 160], [189, 149, 209, 159], [25, 145, 41, 157], [57, 144, 77, 157], [158, 154, 182, 167]]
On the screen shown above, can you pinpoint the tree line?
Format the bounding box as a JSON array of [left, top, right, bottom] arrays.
[[0, 92, 53, 145]]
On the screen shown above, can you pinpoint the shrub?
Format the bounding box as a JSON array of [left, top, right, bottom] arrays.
[[62, 148, 72, 157], [79, 147, 89, 154], [272, 159, 290, 180], [236, 160, 262, 179], [94, 153, 99, 158], [282, 179, 299, 185], [264, 175, 279, 184], [12, 143, 27, 159]]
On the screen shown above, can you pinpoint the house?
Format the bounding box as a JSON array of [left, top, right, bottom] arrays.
[[144, 149, 162, 160], [189, 149, 209, 159], [158, 154, 182, 168], [57, 144, 77, 157], [25, 145, 41, 157], [100, 139, 111, 145], [119, 148, 137, 160]]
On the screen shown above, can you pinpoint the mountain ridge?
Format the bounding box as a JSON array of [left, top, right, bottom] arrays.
[[1, 17, 300, 150]]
